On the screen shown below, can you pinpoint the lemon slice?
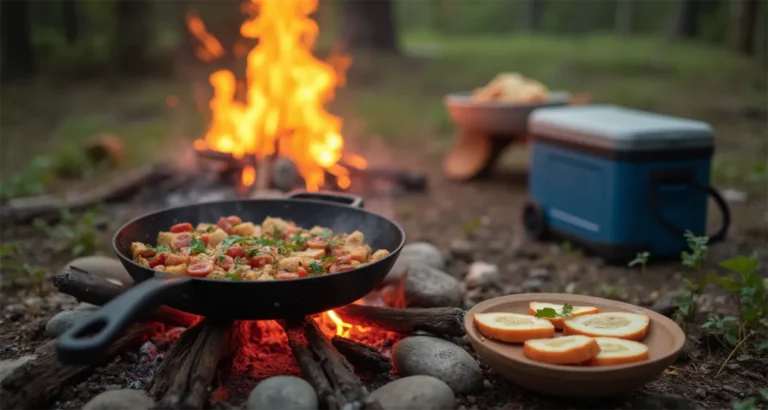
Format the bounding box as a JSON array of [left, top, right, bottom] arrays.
[[528, 302, 600, 329], [524, 335, 601, 365], [586, 337, 649, 366], [474, 312, 555, 343], [563, 312, 650, 341]]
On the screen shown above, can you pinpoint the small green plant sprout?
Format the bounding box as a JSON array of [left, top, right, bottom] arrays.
[[535, 304, 574, 319], [35, 208, 107, 256], [702, 253, 767, 349], [730, 390, 768, 410], [681, 230, 709, 271], [628, 251, 650, 273], [0, 242, 49, 295]]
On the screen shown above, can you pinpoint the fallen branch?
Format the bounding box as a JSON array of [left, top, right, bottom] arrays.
[[331, 336, 392, 373], [53, 267, 198, 328], [0, 324, 148, 409], [1, 164, 169, 223], [333, 305, 466, 337], [148, 319, 237, 409]]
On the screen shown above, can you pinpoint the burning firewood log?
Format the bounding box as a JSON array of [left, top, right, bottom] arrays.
[[330, 336, 392, 373], [333, 304, 466, 337]]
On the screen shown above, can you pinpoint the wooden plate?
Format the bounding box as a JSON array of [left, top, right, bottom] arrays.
[[465, 293, 686, 398]]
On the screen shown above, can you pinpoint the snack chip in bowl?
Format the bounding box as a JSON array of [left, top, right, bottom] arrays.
[[472, 72, 549, 103]]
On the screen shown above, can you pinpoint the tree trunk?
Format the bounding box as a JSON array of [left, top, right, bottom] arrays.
[[340, 0, 398, 52], [114, 0, 152, 75], [1, 0, 35, 80], [757, 3, 768, 68], [521, 0, 545, 32], [671, 0, 700, 38], [728, 0, 758, 55], [61, 0, 78, 44], [615, 0, 634, 36]]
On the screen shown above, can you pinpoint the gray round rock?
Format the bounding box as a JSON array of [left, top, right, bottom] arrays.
[[46, 309, 97, 337], [393, 336, 482, 394], [247, 376, 318, 410], [370, 375, 455, 410], [62, 256, 133, 286], [397, 263, 462, 308], [401, 242, 445, 269], [83, 389, 155, 410]]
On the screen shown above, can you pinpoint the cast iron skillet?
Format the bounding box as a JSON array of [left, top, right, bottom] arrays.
[[57, 191, 405, 364]]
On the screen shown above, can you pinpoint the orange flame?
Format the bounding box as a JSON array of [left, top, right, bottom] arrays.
[[186, 12, 225, 62], [241, 165, 256, 186], [191, 0, 364, 192]]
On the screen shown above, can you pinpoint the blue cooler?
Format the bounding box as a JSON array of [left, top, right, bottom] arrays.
[[523, 105, 731, 263]]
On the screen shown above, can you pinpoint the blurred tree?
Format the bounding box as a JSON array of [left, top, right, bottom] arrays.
[[671, 0, 703, 38], [340, 0, 398, 52], [615, 0, 634, 35], [114, 0, 152, 74], [727, 0, 758, 55], [61, 0, 79, 44], [1, 0, 36, 80], [521, 0, 545, 32]]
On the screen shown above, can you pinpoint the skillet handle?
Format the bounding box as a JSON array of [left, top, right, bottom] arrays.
[[285, 190, 364, 208], [57, 276, 194, 364]]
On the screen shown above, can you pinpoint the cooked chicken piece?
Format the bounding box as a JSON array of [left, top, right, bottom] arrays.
[[232, 222, 258, 237], [278, 256, 302, 272], [347, 245, 371, 263], [309, 226, 332, 236], [196, 223, 216, 233], [135, 256, 149, 267], [157, 232, 176, 247], [371, 249, 390, 262], [293, 248, 326, 259], [130, 242, 149, 257], [165, 265, 187, 275], [207, 228, 228, 247], [344, 231, 365, 246], [262, 217, 292, 237], [153, 265, 166, 271]]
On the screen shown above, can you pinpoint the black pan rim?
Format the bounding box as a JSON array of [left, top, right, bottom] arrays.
[[111, 197, 407, 284]]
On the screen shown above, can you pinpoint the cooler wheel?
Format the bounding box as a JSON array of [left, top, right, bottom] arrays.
[[522, 200, 548, 240]]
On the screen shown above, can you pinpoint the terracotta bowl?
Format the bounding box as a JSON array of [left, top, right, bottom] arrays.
[[465, 293, 686, 398], [444, 91, 570, 135]]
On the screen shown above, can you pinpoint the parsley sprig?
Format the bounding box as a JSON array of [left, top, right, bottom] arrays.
[[535, 304, 574, 319], [188, 237, 208, 255]]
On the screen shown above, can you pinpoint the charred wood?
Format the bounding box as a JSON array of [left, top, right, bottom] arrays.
[[148, 319, 237, 409], [0, 324, 148, 409], [333, 305, 466, 337], [331, 336, 392, 373]]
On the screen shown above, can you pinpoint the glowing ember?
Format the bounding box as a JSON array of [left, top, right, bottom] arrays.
[[241, 165, 256, 187], [189, 0, 367, 191]]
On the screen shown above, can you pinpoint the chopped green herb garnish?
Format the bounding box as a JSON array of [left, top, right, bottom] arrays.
[[292, 234, 307, 247], [535, 304, 574, 319], [206, 226, 215, 233], [321, 255, 338, 263], [276, 247, 289, 256], [224, 273, 243, 281], [221, 235, 242, 249], [217, 255, 225, 262], [148, 244, 170, 254], [189, 237, 208, 255], [272, 227, 282, 237], [308, 260, 324, 275]]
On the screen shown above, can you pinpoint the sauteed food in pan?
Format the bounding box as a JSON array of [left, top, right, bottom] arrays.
[[130, 215, 390, 281]]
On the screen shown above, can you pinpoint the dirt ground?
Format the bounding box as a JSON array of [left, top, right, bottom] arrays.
[[1, 141, 766, 409]]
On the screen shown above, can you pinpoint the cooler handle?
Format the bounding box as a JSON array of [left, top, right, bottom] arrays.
[[647, 170, 731, 244]]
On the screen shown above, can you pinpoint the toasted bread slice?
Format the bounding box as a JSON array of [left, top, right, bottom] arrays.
[[474, 312, 555, 343], [586, 337, 649, 366], [523, 335, 601, 365], [528, 302, 600, 329], [563, 312, 650, 341]]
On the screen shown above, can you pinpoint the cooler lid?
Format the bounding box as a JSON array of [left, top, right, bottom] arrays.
[[529, 105, 713, 151]]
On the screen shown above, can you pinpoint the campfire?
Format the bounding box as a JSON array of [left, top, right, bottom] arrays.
[[0, 266, 467, 409], [187, 0, 365, 193]]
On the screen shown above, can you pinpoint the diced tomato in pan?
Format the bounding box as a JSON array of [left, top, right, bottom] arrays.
[[170, 222, 193, 233]]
